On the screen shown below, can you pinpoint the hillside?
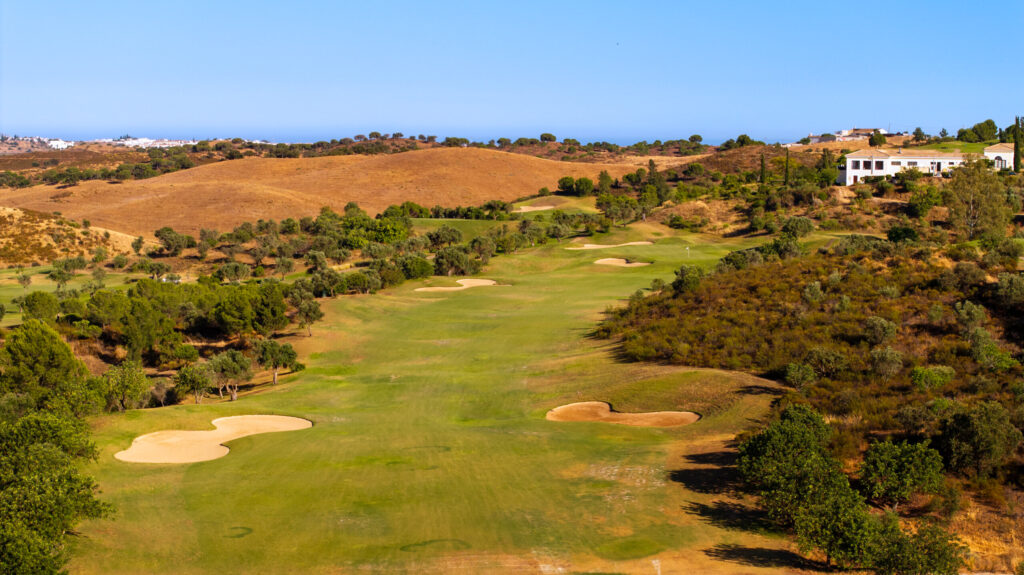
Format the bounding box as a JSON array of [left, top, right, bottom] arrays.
[[0, 147, 667, 236], [0, 207, 135, 264]]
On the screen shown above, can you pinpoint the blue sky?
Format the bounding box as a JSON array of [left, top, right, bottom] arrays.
[[2, 0, 1022, 144]]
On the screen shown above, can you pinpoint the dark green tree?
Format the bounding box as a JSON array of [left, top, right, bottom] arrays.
[[0, 320, 95, 417], [0, 413, 111, 574], [859, 440, 943, 511], [21, 291, 59, 323], [868, 513, 967, 575], [938, 401, 1022, 477]]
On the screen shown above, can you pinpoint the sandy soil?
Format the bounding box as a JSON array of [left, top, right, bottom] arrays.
[[565, 241, 653, 251], [114, 415, 312, 463], [545, 401, 700, 427], [414, 279, 500, 292], [593, 258, 650, 267], [513, 205, 553, 213]]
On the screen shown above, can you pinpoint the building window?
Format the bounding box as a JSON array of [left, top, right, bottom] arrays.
[[875, 161, 884, 170], [851, 160, 860, 169], [891, 161, 901, 166], [908, 161, 917, 166]]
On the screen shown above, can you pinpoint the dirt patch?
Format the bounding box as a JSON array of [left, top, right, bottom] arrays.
[[114, 415, 312, 463], [513, 205, 553, 213], [546, 401, 699, 428], [565, 241, 653, 251], [594, 258, 650, 268], [414, 279, 500, 292]]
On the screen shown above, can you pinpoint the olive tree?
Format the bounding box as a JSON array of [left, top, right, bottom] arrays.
[[254, 340, 300, 385]]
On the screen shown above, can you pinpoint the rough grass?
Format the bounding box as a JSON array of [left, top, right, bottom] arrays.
[[68, 225, 803, 574]]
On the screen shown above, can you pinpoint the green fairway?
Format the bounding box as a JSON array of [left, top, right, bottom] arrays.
[[70, 227, 799, 573], [913, 140, 997, 154]]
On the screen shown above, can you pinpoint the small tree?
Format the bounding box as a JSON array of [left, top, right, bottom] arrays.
[[289, 287, 323, 336], [103, 361, 149, 412], [938, 401, 1023, 477], [557, 176, 576, 194], [208, 350, 252, 401], [131, 236, 144, 255], [174, 363, 210, 404], [869, 513, 967, 575], [276, 256, 295, 278], [254, 340, 299, 385], [945, 159, 1012, 240], [859, 440, 943, 511], [539, 133, 556, 142]]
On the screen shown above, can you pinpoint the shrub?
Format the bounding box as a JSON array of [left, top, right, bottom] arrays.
[[785, 363, 815, 389], [806, 347, 848, 378], [910, 365, 955, 391], [864, 316, 897, 345], [870, 346, 903, 379], [781, 216, 814, 238], [671, 265, 703, 294]]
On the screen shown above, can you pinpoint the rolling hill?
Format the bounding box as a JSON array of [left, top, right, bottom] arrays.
[[0, 147, 673, 236]]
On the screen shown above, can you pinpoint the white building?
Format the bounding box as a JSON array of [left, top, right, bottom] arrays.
[[983, 142, 1014, 169], [46, 139, 75, 150], [840, 143, 1015, 185]]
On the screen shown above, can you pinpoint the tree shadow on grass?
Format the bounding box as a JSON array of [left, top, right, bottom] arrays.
[[703, 543, 830, 571], [682, 500, 775, 533], [668, 450, 742, 494], [735, 384, 784, 396]]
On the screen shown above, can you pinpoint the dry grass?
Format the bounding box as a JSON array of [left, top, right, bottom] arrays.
[[1, 147, 655, 236], [0, 207, 131, 264]]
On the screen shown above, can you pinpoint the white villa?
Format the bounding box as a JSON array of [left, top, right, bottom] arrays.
[[840, 143, 1016, 185], [46, 139, 75, 150]]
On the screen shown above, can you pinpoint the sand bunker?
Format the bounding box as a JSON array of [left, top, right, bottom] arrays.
[[514, 205, 554, 213], [594, 258, 650, 267], [565, 241, 653, 250], [415, 279, 499, 292], [545, 401, 699, 427], [114, 415, 312, 463]]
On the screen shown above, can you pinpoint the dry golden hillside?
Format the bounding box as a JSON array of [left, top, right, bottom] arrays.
[[0, 147, 676, 236], [0, 207, 135, 265]]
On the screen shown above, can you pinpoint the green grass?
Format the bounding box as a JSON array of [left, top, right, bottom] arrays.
[[912, 139, 997, 154], [69, 225, 797, 573], [0, 266, 140, 327]]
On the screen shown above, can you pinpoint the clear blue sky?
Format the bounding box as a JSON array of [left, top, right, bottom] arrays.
[[2, 0, 1021, 144]]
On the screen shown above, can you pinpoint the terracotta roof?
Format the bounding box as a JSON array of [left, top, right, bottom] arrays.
[[984, 143, 1014, 152]]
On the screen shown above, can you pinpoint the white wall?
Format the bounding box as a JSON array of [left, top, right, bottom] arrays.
[[841, 153, 963, 185], [984, 150, 1014, 169]]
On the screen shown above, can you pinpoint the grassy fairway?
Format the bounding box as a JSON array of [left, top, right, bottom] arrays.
[[71, 229, 801, 574]]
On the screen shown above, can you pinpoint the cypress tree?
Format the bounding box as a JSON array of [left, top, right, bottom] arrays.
[[760, 153, 767, 184], [784, 148, 791, 186], [1014, 116, 1021, 173]]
